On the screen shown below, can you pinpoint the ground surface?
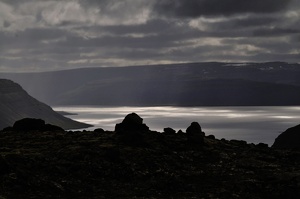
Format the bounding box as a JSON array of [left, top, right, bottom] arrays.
[[0, 129, 300, 198]]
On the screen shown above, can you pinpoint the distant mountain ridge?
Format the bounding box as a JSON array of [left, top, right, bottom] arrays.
[[0, 79, 91, 130], [0, 62, 300, 106]]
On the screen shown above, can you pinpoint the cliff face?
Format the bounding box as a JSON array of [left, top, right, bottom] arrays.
[[0, 79, 91, 130]]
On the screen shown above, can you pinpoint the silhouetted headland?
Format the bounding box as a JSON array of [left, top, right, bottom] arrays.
[[0, 79, 91, 130], [272, 124, 300, 149], [0, 113, 299, 198]]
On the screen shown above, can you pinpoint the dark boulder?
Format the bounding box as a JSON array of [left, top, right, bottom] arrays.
[[256, 143, 268, 148], [164, 127, 176, 134], [114, 113, 150, 147], [186, 122, 204, 136], [94, 128, 105, 133], [43, 124, 64, 132], [115, 113, 149, 133], [207, 135, 215, 140], [186, 122, 204, 146], [230, 139, 247, 146], [272, 124, 300, 149], [8, 118, 64, 132], [13, 118, 45, 131]]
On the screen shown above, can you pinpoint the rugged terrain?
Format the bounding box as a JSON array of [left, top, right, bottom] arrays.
[[1, 62, 300, 106], [0, 114, 299, 198], [0, 79, 91, 130]]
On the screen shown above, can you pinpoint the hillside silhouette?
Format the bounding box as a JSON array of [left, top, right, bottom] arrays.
[[0, 79, 91, 130], [1, 62, 300, 106]]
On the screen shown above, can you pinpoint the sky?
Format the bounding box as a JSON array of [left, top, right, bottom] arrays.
[[0, 0, 299, 72]]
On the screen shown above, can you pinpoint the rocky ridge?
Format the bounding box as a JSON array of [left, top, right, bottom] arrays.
[[0, 114, 299, 198]]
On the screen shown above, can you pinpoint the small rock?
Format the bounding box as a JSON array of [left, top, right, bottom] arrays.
[[164, 127, 176, 134], [230, 139, 247, 146], [43, 124, 64, 132], [207, 135, 215, 139], [256, 143, 268, 148], [94, 128, 105, 133]]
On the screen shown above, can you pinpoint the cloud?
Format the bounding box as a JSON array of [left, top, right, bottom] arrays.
[[252, 28, 300, 37], [232, 16, 278, 28], [0, 0, 152, 32], [0, 0, 299, 72], [154, 0, 292, 18], [78, 0, 154, 25]]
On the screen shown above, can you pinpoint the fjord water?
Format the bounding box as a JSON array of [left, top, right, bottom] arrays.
[[54, 106, 300, 146]]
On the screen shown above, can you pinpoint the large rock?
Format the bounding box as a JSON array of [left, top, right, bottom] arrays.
[[4, 118, 64, 132], [115, 113, 149, 132], [186, 122, 203, 135], [186, 122, 204, 146], [163, 127, 176, 134], [13, 118, 46, 131], [114, 113, 150, 147], [272, 124, 300, 149]]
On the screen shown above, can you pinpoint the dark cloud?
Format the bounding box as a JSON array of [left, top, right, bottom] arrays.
[[58, 32, 193, 50], [19, 28, 69, 41], [0, 28, 70, 49], [233, 16, 278, 28], [83, 19, 174, 36], [1, 0, 28, 5], [154, 0, 292, 17], [0, 0, 299, 72], [222, 37, 300, 56], [79, 0, 108, 7], [3, 20, 11, 28], [252, 28, 300, 37]]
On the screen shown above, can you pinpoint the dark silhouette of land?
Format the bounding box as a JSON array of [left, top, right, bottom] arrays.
[[272, 124, 300, 149], [1, 62, 300, 106], [0, 114, 299, 198], [0, 79, 91, 130]]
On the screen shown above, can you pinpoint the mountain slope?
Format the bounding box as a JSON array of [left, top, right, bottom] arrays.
[[1, 62, 300, 106], [53, 78, 300, 106], [0, 79, 91, 130]]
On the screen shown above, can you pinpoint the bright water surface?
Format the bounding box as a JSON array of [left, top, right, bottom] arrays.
[[53, 106, 300, 146]]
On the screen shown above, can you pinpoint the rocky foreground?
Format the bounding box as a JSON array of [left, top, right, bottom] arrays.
[[0, 114, 300, 198]]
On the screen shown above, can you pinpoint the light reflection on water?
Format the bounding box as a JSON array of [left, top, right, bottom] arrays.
[[53, 106, 300, 146]]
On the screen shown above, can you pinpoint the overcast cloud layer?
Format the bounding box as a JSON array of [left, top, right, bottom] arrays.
[[0, 0, 299, 72]]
